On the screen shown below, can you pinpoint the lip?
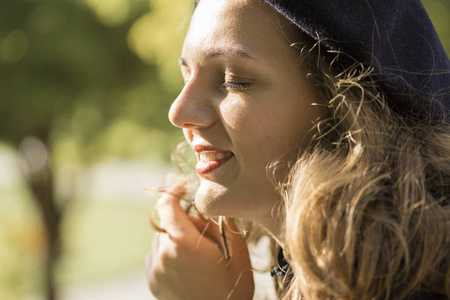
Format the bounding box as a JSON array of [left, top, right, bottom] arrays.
[[193, 145, 234, 175], [193, 144, 228, 152]]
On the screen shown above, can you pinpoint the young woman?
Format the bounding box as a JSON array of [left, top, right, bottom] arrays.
[[146, 0, 450, 299]]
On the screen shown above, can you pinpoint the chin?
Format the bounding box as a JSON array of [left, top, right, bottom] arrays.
[[194, 177, 278, 220], [194, 180, 233, 217]]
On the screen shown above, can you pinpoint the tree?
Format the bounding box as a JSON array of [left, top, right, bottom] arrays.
[[0, 0, 187, 298]]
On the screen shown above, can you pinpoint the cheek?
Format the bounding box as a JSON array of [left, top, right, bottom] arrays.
[[219, 101, 273, 172], [219, 97, 249, 130], [219, 94, 284, 134], [220, 99, 293, 165], [220, 99, 272, 153], [219, 91, 322, 161]]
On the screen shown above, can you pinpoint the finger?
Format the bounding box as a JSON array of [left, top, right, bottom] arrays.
[[188, 216, 244, 260], [185, 216, 234, 262], [145, 252, 153, 278], [151, 232, 160, 251], [145, 234, 160, 283], [196, 217, 247, 248], [148, 233, 160, 266], [155, 185, 200, 239], [188, 216, 223, 243], [189, 216, 222, 245]]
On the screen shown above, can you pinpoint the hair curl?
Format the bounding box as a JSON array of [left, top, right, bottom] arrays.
[[279, 30, 450, 300]]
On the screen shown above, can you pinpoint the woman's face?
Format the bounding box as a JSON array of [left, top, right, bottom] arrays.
[[169, 0, 327, 222]]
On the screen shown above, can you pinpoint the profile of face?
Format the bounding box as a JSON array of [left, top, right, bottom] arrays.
[[169, 0, 327, 224]]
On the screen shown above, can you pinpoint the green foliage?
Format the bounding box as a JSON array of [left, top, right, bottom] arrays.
[[0, 0, 188, 298], [422, 0, 450, 55], [0, 0, 186, 164]]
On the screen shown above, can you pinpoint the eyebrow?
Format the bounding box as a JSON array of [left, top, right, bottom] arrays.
[[179, 47, 253, 66]]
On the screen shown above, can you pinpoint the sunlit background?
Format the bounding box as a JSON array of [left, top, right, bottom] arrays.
[[0, 0, 449, 299]]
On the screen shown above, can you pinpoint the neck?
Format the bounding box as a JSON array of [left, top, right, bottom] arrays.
[[252, 201, 286, 249]]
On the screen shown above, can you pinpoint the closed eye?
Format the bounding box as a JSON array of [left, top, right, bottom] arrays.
[[220, 81, 252, 91]]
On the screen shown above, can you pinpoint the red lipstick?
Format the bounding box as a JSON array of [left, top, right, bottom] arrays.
[[193, 145, 234, 175]]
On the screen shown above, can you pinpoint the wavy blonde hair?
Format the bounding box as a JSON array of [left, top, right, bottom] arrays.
[[165, 2, 450, 298], [278, 32, 450, 299]]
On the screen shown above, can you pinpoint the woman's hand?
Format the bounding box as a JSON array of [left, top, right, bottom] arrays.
[[146, 185, 254, 300]]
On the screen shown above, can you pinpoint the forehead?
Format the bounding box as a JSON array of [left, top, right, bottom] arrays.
[[184, 0, 292, 60]]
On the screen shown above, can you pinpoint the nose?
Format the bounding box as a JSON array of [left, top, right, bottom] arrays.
[[168, 78, 217, 129]]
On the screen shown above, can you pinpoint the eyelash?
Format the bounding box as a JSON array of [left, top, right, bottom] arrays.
[[219, 81, 252, 91]]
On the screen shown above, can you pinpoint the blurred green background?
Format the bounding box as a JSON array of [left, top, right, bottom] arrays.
[[0, 0, 449, 299]]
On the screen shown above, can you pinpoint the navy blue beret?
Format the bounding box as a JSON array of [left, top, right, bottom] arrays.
[[264, 0, 450, 122]]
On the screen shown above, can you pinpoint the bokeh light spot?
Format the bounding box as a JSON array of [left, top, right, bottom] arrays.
[[85, 0, 130, 27], [1, 30, 29, 63]]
